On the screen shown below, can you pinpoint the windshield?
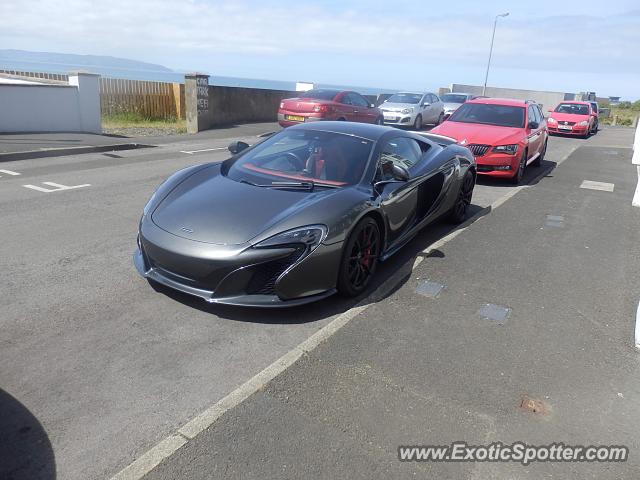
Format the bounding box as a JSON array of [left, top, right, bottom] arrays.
[[225, 129, 374, 187], [386, 93, 422, 104], [555, 103, 590, 115], [299, 89, 340, 100], [448, 103, 525, 128], [440, 94, 469, 104]]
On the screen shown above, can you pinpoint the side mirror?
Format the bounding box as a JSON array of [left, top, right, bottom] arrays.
[[370, 103, 376, 108], [422, 102, 431, 107], [527, 121, 539, 130], [547, 108, 553, 112], [228, 140, 250, 155], [391, 163, 410, 181]]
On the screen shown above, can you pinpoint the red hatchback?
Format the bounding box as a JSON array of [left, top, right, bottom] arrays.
[[431, 98, 548, 184], [547, 101, 595, 138], [278, 89, 383, 127]]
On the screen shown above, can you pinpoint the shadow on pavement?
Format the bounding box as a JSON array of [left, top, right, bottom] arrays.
[[0, 389, 56, 480], [150, 203, 491, 325]]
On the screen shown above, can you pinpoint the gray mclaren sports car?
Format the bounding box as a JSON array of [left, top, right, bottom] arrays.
[[134, 121, 476, 307]]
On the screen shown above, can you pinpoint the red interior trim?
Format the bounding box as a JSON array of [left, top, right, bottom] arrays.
[[242, 163, 347, 186]]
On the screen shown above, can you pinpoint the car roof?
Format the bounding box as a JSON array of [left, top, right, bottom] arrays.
[[288, 120, 394, 141], [557, 101, 591, 105], [467, 97, 531, 107]]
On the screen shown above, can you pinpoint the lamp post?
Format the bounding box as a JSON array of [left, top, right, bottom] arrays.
[[482, 12, 509, 96]]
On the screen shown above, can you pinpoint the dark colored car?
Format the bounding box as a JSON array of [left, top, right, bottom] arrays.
[[432, 98, 548, 184], [134, 122, 476, 307], [278, 89, 383, 127]]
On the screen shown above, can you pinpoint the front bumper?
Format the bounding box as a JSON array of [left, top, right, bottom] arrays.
[[382, 111, 415, 126], [134, 219, 342, 307], [548, 124, 588, 135], [474, 152, 519, 178]]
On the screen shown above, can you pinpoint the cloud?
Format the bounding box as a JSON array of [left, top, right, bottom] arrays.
[[0, 0, 637, 93]]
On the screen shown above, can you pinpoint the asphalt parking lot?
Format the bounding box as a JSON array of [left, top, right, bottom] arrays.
[[0, 125, 637, 479]]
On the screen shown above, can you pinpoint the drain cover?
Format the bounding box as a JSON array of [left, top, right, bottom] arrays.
[[545, 214, 564, 228], [416, 281, 445, 298], [478, 304, 511, 324]]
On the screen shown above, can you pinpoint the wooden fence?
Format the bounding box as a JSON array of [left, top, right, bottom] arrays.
[[0, 70, 185, 119]]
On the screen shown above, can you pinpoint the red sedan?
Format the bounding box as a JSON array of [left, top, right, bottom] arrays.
[[547, 101, 596, 138], [278, 89, 383, 127], [431, 98, 548, 184]]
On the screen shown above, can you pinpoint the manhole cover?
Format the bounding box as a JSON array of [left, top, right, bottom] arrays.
[[478, 304, 511, 324], [416, 281, 445, 298]]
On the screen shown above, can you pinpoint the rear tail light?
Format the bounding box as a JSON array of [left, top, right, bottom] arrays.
[[313, 104, 333, 115]]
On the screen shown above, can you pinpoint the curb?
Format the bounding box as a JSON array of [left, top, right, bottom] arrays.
[[0, 143, 154, 162]]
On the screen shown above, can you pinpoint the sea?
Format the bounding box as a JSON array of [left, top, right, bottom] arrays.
[[0, 59, 394, 95]]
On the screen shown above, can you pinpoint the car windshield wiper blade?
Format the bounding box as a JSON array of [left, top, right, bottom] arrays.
[[239, 178, 340, 190]]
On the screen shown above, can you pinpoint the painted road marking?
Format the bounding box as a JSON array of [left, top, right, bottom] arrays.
[[110, 145, 579, 480], [0, 169, 21, 176], [635, 300, 640, 350], [580, 180, 615, 192], [180, 147, 228, 154], [23, 182, 91, 193]]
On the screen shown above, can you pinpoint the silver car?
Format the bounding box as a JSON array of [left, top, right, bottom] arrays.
[[440, 92, 477, 119], [380, 92, 444, 130]]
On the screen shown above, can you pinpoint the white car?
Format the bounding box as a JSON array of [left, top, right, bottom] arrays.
[[379, 92, 444, 130]]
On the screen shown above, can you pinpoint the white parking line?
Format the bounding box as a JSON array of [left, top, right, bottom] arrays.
[[23, 182, 91, 193], [180, 147, 227, 154], [580, 180, 615, 192], [0, 169, 21, 176], [635, 300, 640, 350]]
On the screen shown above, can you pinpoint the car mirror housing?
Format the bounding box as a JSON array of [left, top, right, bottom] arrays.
[[528, 121, 539, 130], [423, 102, 431, 107], [228, 141, 250, 155], [370, 103, 376, 108], [391, 164, 410, 181]]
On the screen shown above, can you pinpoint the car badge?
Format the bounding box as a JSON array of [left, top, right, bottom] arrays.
[[459, 138, 468, 146]]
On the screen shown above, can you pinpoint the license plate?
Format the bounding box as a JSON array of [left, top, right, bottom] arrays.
[[384, 116, 397, 122], [558, 124, 572, 130], [285, 115, 305, 122]]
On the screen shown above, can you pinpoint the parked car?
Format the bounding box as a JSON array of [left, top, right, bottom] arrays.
[[134, 121, 476, 307], [379, 92, 444, 130], [440, 92, 476, 120], [589, 101, 599, 132], [431, 98, 548, 184], [547, 101, 596, 138], [278, 89, 383, 127]]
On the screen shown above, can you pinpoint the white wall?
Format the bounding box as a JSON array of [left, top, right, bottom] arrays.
[[0, 73, 101, 133]]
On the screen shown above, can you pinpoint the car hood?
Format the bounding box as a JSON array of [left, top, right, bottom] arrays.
[[548, 112, 590, 123], [432, 121, 523, 146], [443, 102, 463, 111], [380, 102, 419, 111], [151, 165, 345, 245]]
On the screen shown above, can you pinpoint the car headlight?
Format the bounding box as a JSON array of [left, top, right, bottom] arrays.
[[492, 144, 519, 155], [254, 225, 327, 252], [401, 108, 413, 114], [547, 117, 557, 123], [578, 120, 589, 126]]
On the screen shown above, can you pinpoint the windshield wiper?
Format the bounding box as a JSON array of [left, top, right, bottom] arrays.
[[239, 178, 340, 190]]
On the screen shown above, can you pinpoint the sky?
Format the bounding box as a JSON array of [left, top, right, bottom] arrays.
[[1, 0, 638, 99]]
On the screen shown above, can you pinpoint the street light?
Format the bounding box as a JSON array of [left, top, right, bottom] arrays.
[[482, 12, 509, 96]]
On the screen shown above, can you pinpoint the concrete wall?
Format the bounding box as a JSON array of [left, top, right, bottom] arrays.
[[446, 83, 575, 111], [207, 86, 296, 128], [0, 73, 101, 133]]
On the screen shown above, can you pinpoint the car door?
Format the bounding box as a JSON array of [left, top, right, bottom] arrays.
[[375, 136, 423, 244], [335, 92, 357, 121], [526, 105, 543, 163], [431, 94, 444, 122], [350, 93, 376, 123]]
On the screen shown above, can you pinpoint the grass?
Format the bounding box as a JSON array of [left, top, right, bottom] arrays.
[[600, 103, 640, 127], [102, 112, 187, 133]]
